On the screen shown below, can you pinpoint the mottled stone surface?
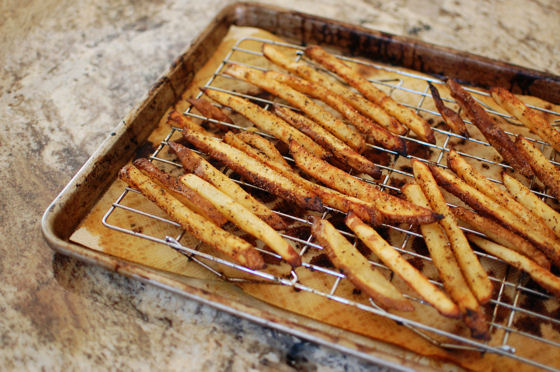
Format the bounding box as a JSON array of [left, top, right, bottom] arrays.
[[1, 0, 558, 370]]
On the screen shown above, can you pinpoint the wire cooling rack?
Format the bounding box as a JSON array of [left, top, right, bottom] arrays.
[[102, 36, 560, 371]]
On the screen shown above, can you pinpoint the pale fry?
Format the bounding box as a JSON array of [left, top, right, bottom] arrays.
[[203, 88, 329, 159], [346, 212, 460, 318], [428, 82, 469, 137], [402, 184, 489, 339], [467, 234, 560, 298], [119, 164, 265, 269], [452, 206, 550, 269], [275, 106, 381, 177], [235, 131, 290, 170], [412, 160, 493, 304], [304, 45, 435, 143], [262, 44, 406, 134], [168, 141, 287, 230], [181, 174, 301, 267], [490, 87, 560, 152], [224, 64, 366, 151], [503, 172, 560, 239], [187, 97, 234, 131], [515, 135, 560, 200], [311, 218, 414, 312]]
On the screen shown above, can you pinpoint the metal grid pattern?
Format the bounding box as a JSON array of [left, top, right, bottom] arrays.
[[102, 36, 560, 371]]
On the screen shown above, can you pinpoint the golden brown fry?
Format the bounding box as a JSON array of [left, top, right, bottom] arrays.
[[133, 158, 227, 227], [268, 70, 407, 155], [183, 130, 324, 211], [515, 135, 560, 200], [502, 172, 560, 240], [168, 141, 287, 230], [262, 44, 406, 135], [235, 131, 290, 170], [311, 218, 414, 312], [467, 234, 560, 298], [402, 184, 489, 339], [289, 140, 440, 225], [304, 45, 434, 143], [224, 132, 292, 173], [274, 106, 381, 177], [346, 212, 460, 318], [452, 206, 550, 269], [186, 97, 234, 131], [224, 64, 366, 152], [490, 87, 560, 152], [428, 82, 469, 137], [203, 88, 329, 159], [430, 165, 560, 266], [446, 79, 533, 177], [181, 174, 301, 267], [412, 160, 493, 304], [119, 164, 265, 269], [167, 110, 216, 137]]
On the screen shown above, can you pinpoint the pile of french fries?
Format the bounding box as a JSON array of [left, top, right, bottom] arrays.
[[118, 44, 560, 341]]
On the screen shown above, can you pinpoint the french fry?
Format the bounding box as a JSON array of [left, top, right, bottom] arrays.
[[515, 135, 560, 200], [203, 88, 329, 159], [168, 141, 287, 230], [304, 45, 435, 143], [119, 164, 265, 269], [167, 110, 216, 137], [235, 131, 291, 170], [274, 106, 381, 177], [502, 172, 560, 239], [452, 206, 550, 269], [289, 140, 440, 225], [262, 44, 406, 135], [267, 70, 407, 155], [412, 160, 493, 304], [224, 132, 292, 173], [311, 218, 414, 312], [186, 97, 234, 131], [346, 212, 460, 318], [181, 174, 301, 267], [224, 64, 366, 152], [428, 83, 469, 137], [446, 79, 533, 177], [467, 234, 560, 298], [132, 158, 227, 227], [430, 165, 560, 266], [490, 87, 560, 152], [401, 184, 489, 339]]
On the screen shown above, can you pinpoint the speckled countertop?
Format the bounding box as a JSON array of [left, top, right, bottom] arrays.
[[1, 0, 559, 370]]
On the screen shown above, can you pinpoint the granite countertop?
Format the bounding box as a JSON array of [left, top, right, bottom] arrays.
[[1, 0, 559, 370]]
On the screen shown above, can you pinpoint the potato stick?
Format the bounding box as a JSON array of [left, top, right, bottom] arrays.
[[235, 131, 290, 170], [430, 165, 560, 266], [275, 106, 381, 177], [203, 88, 329, 159], [289, 140, 440, 224], [268, 70, 406, 155], [428, 83, 469, 137], [167, 110, 216, 137], [181, 174, 301, 267], [262, 44, 406, 135], [412, 160, 492, 304], [224, 132, 292, 173], [452, 206, 550, 269], [119, 164, 265, 269], [490, 87, 560, 152], [467, 234, 560, 298], [224, 64, 366, 151], [311, 218, 414, 312], [503, 172, 560, 239], [402, 184, 489, 339], [168, 141, 287, 230], [446, 79, 533, 177], [304, 45, 434, 143], [186, 97, 234, 131], [346, 212, 460, 318], [515, 135, 560, 200], [133, 158, 227, 227]]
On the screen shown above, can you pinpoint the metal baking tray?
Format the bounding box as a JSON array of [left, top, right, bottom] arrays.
[[42, 2, 560, 371]]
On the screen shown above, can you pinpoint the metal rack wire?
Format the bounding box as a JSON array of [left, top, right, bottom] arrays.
[[102, 36, 560, 371]]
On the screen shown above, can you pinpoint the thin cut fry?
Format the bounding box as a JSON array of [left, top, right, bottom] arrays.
[[167, 110, 216, 137], [304, 45, 435, 143], [311, 218, 414, 312], [119, 164, 264, 269], [224, 132, 292, 173], [346, 212, 460, 318], [412, 160, 492, 304], [428, 82, 469, 137], [187, 97, 234, 131], [235, 131, 291, 170]]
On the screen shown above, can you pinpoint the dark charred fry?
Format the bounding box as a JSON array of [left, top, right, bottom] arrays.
[[428, 82, 469, 137]]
